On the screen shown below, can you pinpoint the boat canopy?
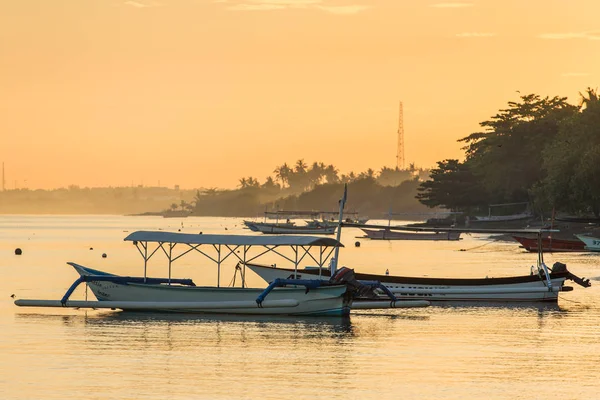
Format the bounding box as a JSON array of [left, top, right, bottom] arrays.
[[123, 231, 343, 287], [124, 231, 343, 247]]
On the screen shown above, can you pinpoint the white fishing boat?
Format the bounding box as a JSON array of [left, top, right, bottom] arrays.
[[243, 220, 295, 232], [245, 222, 336, 235], [473, 202, 532, 222], [473, 212, 533, 222], [574, 234, 600, 252], [248, 225, 592, 303], [360, 228, 461, 241], [14, 232, 357, 316]]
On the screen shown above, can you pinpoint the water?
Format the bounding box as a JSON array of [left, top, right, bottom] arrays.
[[1, 215, 599, 399]]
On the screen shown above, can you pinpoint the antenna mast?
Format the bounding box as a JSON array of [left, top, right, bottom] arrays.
[[396, 101, 404, 170]]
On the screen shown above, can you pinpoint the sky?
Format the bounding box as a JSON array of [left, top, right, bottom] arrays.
[[0, 0, 598, 190]]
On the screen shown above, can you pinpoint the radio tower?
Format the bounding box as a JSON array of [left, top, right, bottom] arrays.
[[396, 101, 405, 170]]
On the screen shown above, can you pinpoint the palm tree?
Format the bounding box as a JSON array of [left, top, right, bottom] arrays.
[[238, 177, 248, 188], [273, 163, 292, 187]]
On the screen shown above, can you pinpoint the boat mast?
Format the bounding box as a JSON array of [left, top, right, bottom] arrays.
[[331, 184, 347, 274]]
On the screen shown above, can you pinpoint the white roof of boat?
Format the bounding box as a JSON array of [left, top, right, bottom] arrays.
[[124, 231, 344, 247]]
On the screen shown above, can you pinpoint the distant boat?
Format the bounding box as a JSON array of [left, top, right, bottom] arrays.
[[162, 210, 191, 218], [473, 212, 533, 222], [361, 228, 461, 241], [512, 235, 586, 252], [245, 222, 336, 235], [574, 234, 600, 252], [243, 220, 295, 232]]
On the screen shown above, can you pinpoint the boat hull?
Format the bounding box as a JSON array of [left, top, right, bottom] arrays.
[[246, 263, 568, 303], [512, 236, 585, 252], [246, 223, 336, 235], [574, 234, 600, 252], [72, 265, 351, 316], [361, 228, 461, 241]]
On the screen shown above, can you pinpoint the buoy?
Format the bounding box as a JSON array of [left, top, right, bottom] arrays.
[[225, 227, 228, 231], [385, 269, 389, 276], [89, 247, 93, 250], [15, 248, 22, 255], [102, 253, 107, 258], [355, 241, 361, 247], [199, 232, 203, 235]]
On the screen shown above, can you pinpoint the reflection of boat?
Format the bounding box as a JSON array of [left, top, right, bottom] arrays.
[[14, 232, 359, 316], [512, 235, 585, 252], [246, 259, 591, 303], [361, 228, 461, 241], [574, 234, 600, 252]]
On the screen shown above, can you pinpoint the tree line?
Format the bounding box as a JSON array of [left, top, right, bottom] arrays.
[[416, 88, 600, 217]]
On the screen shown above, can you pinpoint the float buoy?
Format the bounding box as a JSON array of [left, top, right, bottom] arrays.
[[354, 241, 361, 247], [15, 248, 22, 255], [102, 253, 107, 258]]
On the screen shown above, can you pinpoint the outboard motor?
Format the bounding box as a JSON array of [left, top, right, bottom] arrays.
[[552, 262, 591, 288], [329, 267, 379, 298]]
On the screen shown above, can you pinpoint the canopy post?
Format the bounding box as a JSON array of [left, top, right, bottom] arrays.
[[242, 245, 248, 288], [168, 243, 174, 284], [293, 245, 299, 279], [143, 241, 148, 282], [217, 244, 222, 288], [319, 245, 323, 279]]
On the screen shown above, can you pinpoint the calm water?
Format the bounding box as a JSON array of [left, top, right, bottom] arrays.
[[1, 215, 599, 400]]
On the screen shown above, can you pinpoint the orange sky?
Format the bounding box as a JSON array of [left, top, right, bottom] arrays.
[[1, 0, 598, 190]]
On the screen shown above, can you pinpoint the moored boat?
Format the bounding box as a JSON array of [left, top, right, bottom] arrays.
[[14, 232, 358, 316], [361, 228, 461, 241], [512, 235, 585, 252], [574, 234, 600, 252], [245, 222, 336, 235], [246, 261, 590, 303]]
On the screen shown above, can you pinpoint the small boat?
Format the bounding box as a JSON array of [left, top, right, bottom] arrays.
[[243, 220, 295, 232], [14, 232, 359, 316], [473, 212, 533, 222], [361, 228, 461, 241], [246, 260, 591, 303], [574, 234, 600, 252], [245, 222, 336, 235], [512, 235, 586, 252]]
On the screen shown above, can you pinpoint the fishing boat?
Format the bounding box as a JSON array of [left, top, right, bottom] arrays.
[[512, 235, 585, 252], [473, 202, 532, 222], [14, 232, 360, 315], [244, 222, 336, 235], [247, 224, 592, 303], [243, 220, 295, 232], [360, 228, 461, 241], [14, 230, 428, 314], [574, 234, 600, 252]]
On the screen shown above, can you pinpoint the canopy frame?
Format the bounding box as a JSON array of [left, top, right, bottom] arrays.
[[126, 231, 343, 287]]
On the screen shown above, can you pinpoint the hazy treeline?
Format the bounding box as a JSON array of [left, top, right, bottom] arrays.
[[417, 88, 600, 217], [0, 164, 430, 217], [0, 186, 196, 215], [189, 163, 430, 218]]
